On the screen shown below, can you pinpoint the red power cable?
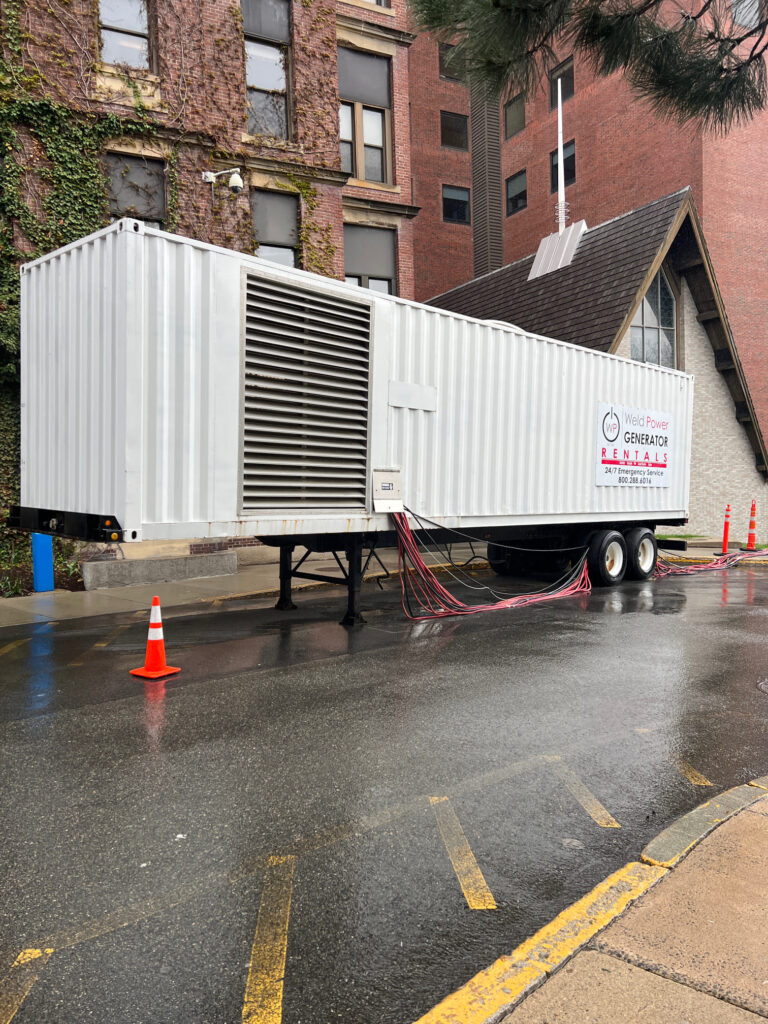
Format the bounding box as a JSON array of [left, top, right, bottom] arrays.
[[392, 512, 591, 621]]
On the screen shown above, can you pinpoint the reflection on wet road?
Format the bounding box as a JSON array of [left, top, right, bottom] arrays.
[[1, 568, 768, 1023]]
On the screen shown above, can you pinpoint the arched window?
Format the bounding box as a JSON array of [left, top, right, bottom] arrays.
[[630, 269, 676, 368]]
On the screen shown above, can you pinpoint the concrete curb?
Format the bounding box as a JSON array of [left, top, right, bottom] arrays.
[[414, 779, 768, 1024]]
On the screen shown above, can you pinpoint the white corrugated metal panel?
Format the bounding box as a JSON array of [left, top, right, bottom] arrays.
[[241, 273, 371, 510], [21, 225, 130, 519], [20, 222, 693, 541], [386, 301, 691, 522]]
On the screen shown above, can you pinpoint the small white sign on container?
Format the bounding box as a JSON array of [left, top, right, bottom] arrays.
[[596, 403, 673, 487]]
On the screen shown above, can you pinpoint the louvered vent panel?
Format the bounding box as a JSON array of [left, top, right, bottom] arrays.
[[242, 275, 371, 510]]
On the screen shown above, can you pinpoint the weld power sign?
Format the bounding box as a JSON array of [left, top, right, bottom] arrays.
[[596, 403, 672, 487]]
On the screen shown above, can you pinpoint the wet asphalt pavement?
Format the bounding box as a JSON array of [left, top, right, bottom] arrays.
[[2, 567, 768, 1023]]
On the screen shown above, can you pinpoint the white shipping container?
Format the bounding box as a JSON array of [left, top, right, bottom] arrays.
[[18, 220, 693, 544]]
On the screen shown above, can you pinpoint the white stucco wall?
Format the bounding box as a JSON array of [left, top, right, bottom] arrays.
[[615, 278, 767, 539]]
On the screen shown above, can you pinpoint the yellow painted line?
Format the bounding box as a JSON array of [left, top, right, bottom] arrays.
[[430, 797, 496, 910], [0, 948, 54, 1024], [749, 775, 768, 790], [242, 855, 296, 1024], [0, 638, 29, 659], [412, 861, 666, 1024], [548, 761, 621, 828], [94, 623, 132, 648], [68, 623, 133, 665], [676, 760, 713, 787]]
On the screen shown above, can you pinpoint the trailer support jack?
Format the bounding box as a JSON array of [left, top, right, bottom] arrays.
[[275, 545, 297, 610], [340, 540, 365, 627]]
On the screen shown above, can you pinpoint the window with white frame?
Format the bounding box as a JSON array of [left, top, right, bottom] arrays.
[[242, 0, 290, 139], [630, 269, 677, 368], [251, 190, 299, 267], [338, 48, 392, 184], [100, 0, 150, 69]]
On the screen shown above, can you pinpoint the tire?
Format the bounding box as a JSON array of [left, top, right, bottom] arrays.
[[487, 542, 513, 576], [624, 527, 658, 580], [588, 529, 627, 587]]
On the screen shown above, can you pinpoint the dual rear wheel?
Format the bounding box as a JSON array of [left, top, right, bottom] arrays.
[[587, 527, 657, 586]]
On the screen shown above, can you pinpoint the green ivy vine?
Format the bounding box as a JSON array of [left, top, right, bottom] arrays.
[[0, 2, 165, 383]]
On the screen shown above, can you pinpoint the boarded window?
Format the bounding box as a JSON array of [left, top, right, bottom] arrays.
[[105, 152, 165, 223]]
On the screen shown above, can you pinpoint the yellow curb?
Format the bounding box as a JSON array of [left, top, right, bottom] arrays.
[[748, 776, 768, 790], [412, 861, 665, 1024], [640, 783, 765, 868]]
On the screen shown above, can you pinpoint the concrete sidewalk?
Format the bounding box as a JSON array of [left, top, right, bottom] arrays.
[[1, 537, 766, 629], [420, 781, 768, 1024], [0, 542, 484, 627]]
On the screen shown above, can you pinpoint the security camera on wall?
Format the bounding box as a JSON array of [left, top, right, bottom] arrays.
[[201, 167, 244, 196]]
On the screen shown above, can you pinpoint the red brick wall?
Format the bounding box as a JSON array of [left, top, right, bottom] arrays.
[[500, 55, 703, 263], [702, 108, 768, 446], [408, 33, 474, 301]]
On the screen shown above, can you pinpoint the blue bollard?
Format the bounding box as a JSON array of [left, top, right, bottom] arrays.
[[31, 533, 55, 592]]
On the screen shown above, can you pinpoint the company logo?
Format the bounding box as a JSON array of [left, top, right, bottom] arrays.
[[602, 406, 620, 443]]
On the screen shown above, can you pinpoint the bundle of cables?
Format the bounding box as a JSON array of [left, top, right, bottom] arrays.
[[655, 546, 768, 578], [391, 509, 591, 621]]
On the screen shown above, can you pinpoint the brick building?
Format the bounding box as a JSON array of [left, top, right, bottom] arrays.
[[4, 0, 422, 299], [407, 45, 768, 455]]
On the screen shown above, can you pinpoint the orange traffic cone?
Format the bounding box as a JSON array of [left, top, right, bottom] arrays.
[[130, 596, 181, 679], [742, 500, 757, 552]]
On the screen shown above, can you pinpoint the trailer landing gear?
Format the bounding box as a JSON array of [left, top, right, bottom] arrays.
[[274, 540, 368, 626]]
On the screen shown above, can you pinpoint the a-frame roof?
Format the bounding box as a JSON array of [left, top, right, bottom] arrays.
[[428, 188, 768, 478], [428, 190, 687, 351]]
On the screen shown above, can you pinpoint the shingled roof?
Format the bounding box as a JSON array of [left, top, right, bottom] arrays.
[[428, 190, 689, 352]]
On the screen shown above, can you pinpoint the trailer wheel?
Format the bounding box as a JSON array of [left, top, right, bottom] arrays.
[[487, 543, 512, 576], [588, 530, 627, 586], [624, 528, 657, 580]]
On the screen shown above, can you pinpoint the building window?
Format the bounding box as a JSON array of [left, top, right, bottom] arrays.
[[549, 56, 574, 109], [338, 48, 391, 184], [438, 43, 460, 81], [344, 224, 396, 294], [251, 190, 299, 267], [630, 269, 676, 369], [506, 170, 527, 215], [100, 0, 150, 68], [442, 185, 470, 224], [550, 139, 575, 192], [242, 0, 290, 139], [504, 95, 524, 139], [440, 111, 468, 150], [104, 152, 165, 225]]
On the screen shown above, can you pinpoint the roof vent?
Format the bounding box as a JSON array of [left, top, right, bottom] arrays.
[[527, 220, 587, 281]]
